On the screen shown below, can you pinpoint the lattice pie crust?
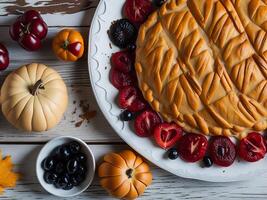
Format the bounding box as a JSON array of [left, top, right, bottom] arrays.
[[135, 0, 267, 138]]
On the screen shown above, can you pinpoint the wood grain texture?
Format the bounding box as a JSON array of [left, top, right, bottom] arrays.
[[0, 0, 99, 26], [0, 27, 121, 143], [1, 144, 267, 200]]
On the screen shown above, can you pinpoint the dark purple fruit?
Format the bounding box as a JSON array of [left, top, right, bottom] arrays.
[[69, 141, 81, 154], [76, 153, 86, 163], [55, 162, 65, 174], [55, 174, 69, 189], [120, 110, 134, 121], [109, 19, 137, 48], [63, 182, 73, 190], [59, 145, 71, 159], [67, 159, 79, 174], [69, 175, 79, 186], [44, 171, 58, 184], [42, 157, 56, 171], [77, 164, 87, 176]]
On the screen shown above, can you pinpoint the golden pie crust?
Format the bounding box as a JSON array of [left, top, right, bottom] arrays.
[[135, 0, 267, 138]]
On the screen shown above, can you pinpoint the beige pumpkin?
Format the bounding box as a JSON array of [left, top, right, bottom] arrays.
[[1, 63, 68, 132]]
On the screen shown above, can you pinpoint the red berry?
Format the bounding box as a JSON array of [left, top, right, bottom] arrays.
[[0, 43, 9, 70], [238, 132, 266, 162], [110, 67, 135, 89], [118, 86, 146, 112], [178, 133, 208, 162], [111, 51, 133, 73], [154, 123, 183, 149], [124, 0, 154, 25], [209, 136, 236, 167], [134, 110, 161, 137]]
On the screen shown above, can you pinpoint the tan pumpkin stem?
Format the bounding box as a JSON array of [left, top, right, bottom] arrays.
[[126, 168, 134, 178], [30, 80, 45, 95]]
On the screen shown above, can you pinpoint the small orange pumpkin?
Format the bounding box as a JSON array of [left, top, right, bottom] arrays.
[[52, 29, 84, 62], [98, 150, 152, 200]]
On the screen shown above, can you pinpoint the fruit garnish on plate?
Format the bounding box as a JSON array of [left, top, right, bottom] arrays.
[[154, 123, 183, 149], [10, 10, 47, 51], [119, 86, 147, 112], [238, 132, 266, 162], [209, 136, 236, 167], [52, 29, 84, 62], [42, 141, 87, 190], [0, 43, 9, 71], [0, 150, 19, 194], [110, 67, 136, 89], [109, 19, 137, 48], [134, 110, 161, 137], [111, 51, 134, 73], [124, 0, 154, 25], [98, 150, 152, 200], [178, 133, 208, 162]]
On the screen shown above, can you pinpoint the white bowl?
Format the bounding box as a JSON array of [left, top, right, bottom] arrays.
[[36, 136, 95, 197]]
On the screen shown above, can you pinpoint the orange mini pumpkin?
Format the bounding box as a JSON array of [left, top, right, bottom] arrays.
[[98, 150, 152, 200], [52, 29, 84, 62]]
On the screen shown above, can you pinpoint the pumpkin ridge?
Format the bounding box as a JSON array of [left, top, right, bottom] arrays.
[[2, 91, 29, 104], [33, 96, 48, 130], [15, 96, 34, 131], [38, 93, 62, 110], [133, 177, 148, 188], [6, 94, 31, 118], [25, 64, 35, 85], [37, 95, 59, 125], [134, 172, 152, 187], [110, 178, 128, 193]]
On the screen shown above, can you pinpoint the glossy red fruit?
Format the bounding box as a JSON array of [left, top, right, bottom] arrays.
[[0, 43, 9, 70], [119, 86, 146, 112], [238, 132, 266, 162], [111, 51, 133, 73], [124, 0, 154, 25], [19, 34, 41, 51], [154, 123, 183, 149], [110, 68, 135, 89], [178, 133, 208, 162], [9, 10, 47, 51], [210, 136, 236, 167], [134, 110, 161, 137], [67, 42, 82, 57]]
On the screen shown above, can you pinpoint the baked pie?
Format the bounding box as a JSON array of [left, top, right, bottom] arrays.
[[135, 0, 267, 139]]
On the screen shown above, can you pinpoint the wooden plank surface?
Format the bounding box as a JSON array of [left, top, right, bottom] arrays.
[[1, 144, 267, 200], [0, 0, 99, 26], [0, 26, 121, 142]]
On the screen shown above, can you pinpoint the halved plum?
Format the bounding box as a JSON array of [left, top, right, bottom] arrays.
[[178, 133, 208, 162], [238, 132, 266, 162], [123, 0, 154, 26], [209, 136, 236, 167], [134, 110, 161, 137], [118, 86, 147, 112]]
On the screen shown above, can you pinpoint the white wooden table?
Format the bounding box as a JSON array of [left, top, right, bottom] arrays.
[[0, 1, 267, 199]]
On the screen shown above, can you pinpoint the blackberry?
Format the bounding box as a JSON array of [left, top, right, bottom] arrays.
[[109, 19, 137, 48]]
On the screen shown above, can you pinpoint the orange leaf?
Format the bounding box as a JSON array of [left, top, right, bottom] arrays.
[[0, 150, 19, 192]]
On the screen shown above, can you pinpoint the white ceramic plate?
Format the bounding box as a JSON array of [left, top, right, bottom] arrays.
[[88, 0, 267, 182]]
